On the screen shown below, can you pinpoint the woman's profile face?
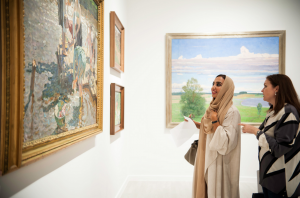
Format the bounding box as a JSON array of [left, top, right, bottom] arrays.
[[261, 79, 277, 104], [211, 77, 224, 99]]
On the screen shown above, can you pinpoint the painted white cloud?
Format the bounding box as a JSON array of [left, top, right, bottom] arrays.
[[172, 46, 279, 70], [200, 84, 211, 92], [238, 46, 278, 58], [172, 82, 210, 92], [178, 55, 184, 59], [171, 46, 278, 93], [172, 82, 186, 90], [241, 46, 251, 54], [192, 54, 203, 59]]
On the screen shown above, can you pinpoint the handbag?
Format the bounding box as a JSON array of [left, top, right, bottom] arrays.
[[184, 140, 198, 165]]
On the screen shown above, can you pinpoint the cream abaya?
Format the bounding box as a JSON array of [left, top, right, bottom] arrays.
[[192, 76, 241, 198]]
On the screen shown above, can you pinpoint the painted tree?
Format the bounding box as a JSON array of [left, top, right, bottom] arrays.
[[257, 103, 262, 115], [180, 78, 206, 118]]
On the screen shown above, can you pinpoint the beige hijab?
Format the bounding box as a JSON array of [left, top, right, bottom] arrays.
[[193, 76, 235, 198]]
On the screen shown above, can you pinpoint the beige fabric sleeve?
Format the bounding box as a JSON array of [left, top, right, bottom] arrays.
[[208, 108, 240, 155]]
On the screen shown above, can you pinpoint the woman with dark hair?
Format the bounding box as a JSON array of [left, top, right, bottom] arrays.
[[185, 74, 241, 198], [240, 74, 300, 198]]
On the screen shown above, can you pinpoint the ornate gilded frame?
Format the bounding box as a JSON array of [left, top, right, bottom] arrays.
[[110, 83, 124, 135], [0, 0, 104, 175], [166, 31, 286, 128]]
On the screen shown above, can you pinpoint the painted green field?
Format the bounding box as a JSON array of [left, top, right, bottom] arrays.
[[172, 94, 268, 123]]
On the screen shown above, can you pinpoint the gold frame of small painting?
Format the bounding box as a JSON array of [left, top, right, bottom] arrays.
[[0, 0, 104, 175], [110, 11, 125, 72], [110, 83, 124, 135]]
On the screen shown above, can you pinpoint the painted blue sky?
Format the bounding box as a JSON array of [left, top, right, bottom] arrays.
[[171, 37, 279, 93], [172, 37, 279, 59]]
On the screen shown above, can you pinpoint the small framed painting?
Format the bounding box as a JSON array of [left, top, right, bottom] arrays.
[[110, 11, 124, 72], [110, 83, 124, 135]]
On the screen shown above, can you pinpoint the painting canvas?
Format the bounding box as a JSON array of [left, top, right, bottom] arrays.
[[23, 0, 98, 143], [114, 26, 121, 68], [166, 32, 285, 127], [115, 92, 121, 125]]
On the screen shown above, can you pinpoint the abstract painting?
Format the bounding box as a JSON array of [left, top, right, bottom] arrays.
[[166, 31, 285, 127], [23, 0, 98, 143]]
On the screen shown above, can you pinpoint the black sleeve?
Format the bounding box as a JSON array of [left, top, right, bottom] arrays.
[[265, 112, 299, 158]]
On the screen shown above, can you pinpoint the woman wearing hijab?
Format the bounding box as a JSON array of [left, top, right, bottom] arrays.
[[186, 74, 241, 198], [240, 74, 300, 198]]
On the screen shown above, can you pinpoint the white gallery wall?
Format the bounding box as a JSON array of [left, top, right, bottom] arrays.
[[0, 1, 300, 198], [124, 0, 300, 183]]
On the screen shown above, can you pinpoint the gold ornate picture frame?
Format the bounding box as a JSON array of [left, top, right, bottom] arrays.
[[166, 31, 286, 128], [0, 0, 104, 175], [110, 11, 124, 73], [110, 83, 124, 135]]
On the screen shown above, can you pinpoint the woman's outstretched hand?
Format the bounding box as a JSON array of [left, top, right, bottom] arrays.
[[184, 114, 201, 129], [238, 123, 259, 135], [184, 114, 193, 122]]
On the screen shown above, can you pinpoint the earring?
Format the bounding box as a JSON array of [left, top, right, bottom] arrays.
[[275, 92, 277, 96]]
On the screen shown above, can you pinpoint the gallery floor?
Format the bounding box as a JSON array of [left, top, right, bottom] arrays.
[[119, 181, 257, 198]]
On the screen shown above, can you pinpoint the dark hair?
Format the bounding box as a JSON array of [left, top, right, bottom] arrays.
[[266, 74, 300, 116], [216, 74, 226, 80]]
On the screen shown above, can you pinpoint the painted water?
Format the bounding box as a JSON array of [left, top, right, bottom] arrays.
[[241, 98, 269, 107]]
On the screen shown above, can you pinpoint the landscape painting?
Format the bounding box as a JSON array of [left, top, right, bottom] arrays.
[[23, 0, 98, 143], [171, 36, 281, 123]]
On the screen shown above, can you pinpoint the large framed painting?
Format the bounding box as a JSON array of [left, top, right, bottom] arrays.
[[0, 0, 104, 175], [110, 11, 124, 72], [166, 31, 285, 128], [110, 83, 124, 135]]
